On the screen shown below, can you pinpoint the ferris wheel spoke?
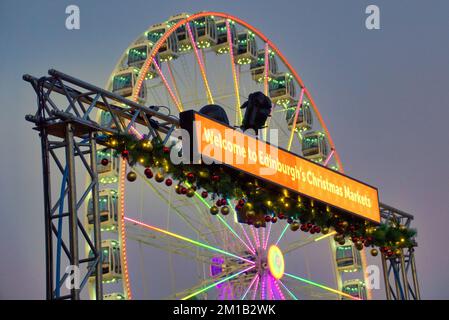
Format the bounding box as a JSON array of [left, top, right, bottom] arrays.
[[275, 224, 289, 246], [152, 58, 183, 111], [240, 273, 259, 300], [225, 19, 242, 125], [287, 88, 305, 151], [180, 265, 255, 300], [166, 61, 183, 109], [283, 272, 360, 300], [186, 23, 214, 104], [187, 183, 256, 254], [278, 279, 298, 300], [283, 231, 337, 255], [124, 216, 255, 265], [263, 222, 272, 250], [323, 148, 335, 167], [135, 169, 214, 243]]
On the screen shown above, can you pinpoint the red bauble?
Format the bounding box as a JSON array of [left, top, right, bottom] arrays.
[[187, 172, 195, 181], [201, 191, 208, 198], [216, 200, 222, 207], [165, 178, 173, 186], [101, 158, 109, 166], [163, 146, 170, 154], [300, 224, 307, 232], [144, 168, 153, 179], [221, 199, 228, 206], [181, 187, 187, 194], [264, 215, 272, 222], [212, 175, 220, 182], [121, 150, 129, 158], [314, 226, 321, 233], [278, 213, 285, 220], [271, 216, 278, 223], [287, 217, 293, 224], [238, 199, 245, 206]]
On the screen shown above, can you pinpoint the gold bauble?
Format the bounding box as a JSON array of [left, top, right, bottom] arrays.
[[371, 248, 379, 256], [290, 222, 300, 232], [246, 210, 256, 219], [210, 206, 219, 215], [155, 172, 164, 183]]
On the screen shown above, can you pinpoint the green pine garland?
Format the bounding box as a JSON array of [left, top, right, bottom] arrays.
[[97, 133, 417, 255]]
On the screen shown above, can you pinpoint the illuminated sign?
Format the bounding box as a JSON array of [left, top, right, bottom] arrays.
[[180, 111, 380, 223]]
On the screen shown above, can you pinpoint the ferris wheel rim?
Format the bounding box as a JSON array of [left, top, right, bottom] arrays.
[[94, 11, 371, 300]]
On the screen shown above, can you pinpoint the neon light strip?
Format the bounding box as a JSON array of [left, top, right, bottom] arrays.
[[166, 61, 183, 112], [264, 42, 269, 96], [239, 224, 257, 255], [271, 276, 286, 300], [226, 19, 242, 124], [182, 265, 255, 300], [241, 273, 259, 300], [119, 159, 132, 298], [314, 231, 337, 242], [227, 198, 239, 224], [250, 226, 260, 248], [284, 272, 361, 300], [278, 279, 298, 300], [323, 149, 335, 167], [152, 58, 182, 111], [186, 184, 255, 254], [275, 224, 289, 246], [264, 222, 272, 250], [186, 23, 214, 104], [261, 227, 265, 251], [124, 217, 255, 265], [261, 274, 267, 300], [287, 88, 305, 151], [262, 43, 272, 141], [252, 275, 260, 300]]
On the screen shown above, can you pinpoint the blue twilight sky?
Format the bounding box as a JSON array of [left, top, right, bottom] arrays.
[[0, 0, 448, 299]]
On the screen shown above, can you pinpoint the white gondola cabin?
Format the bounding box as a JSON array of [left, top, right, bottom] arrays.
[[250, 49, 278, 83], [88, 240, 122, 283], [341, 280, 367, 300], [213, 19, 237, 54], [335, 243, 362, 272], [86, 189, 118, 231], [269, 73, 296, 106], [112, 67, 147, 104], [301, 131, 329, 162], [285, 100, 313, 131], [193, 16, 217, 48], [147, 23, 178, 61], [127, 43, 160, 77], [167, 13, 194, 53], [235, 31, 257, 65], [99, 110, 115, 130]]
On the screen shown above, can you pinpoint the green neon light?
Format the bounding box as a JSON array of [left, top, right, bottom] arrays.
[[182, 265, 255, 300], [124, 217, 254, 265], [278, 279, 298, 300], [284, 272, 361, 300], [275, 224, 289, 245]]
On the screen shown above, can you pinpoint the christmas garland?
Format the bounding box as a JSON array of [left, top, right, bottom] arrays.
[[97, 133, 417, 257]]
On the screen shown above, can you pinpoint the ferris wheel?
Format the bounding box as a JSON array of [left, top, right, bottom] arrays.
[[84, 11, 370, 300]]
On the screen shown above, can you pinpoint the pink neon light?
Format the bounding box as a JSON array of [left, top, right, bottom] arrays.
[[152, 58, 181, 110], [240, 224, 256, 255], [252, 275, 260, 300], [250, 226, 260, 248], [271, 276, 286, 300], [263, 222, 272, 250], [323, 149, 335, 166]]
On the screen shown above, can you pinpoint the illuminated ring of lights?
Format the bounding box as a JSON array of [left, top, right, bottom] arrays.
[[267, 245, 285, 280], [102, 11, 371, 300]]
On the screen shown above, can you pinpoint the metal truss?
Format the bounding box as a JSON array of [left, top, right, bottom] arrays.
[[24, 69, 420, 300], [379, 203, 420, 300]]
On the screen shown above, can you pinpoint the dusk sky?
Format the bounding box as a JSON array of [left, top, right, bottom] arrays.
[[0, 0, 448, 299]]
